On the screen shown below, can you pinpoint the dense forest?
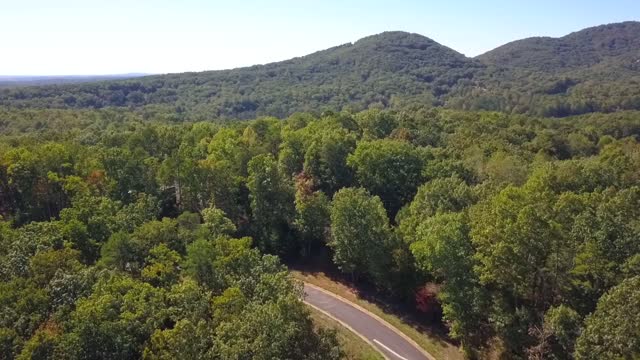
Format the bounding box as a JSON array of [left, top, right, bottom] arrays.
[[1, 105, 639, 359], [1, 22, 639, 119]]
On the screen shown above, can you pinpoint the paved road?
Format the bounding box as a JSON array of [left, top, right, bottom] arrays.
[[304, 283, 433, 360]]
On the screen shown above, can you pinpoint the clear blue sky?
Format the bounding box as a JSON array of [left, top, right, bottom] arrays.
[[1, 0, 638, 75]]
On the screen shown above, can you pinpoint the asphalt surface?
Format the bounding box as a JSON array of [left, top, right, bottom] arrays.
[[304, 284, 432, 360]]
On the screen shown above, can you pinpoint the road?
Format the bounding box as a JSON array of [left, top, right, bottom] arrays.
[[303, 283, 433, 360]]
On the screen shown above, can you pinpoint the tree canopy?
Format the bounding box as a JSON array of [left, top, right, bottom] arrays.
[[1, 104, 640, 359]]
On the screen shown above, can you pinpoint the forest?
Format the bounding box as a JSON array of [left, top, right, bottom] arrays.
[[1, 17, 640, 360], [1, 105, 639, 359]]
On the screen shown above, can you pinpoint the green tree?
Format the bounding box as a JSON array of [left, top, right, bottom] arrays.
[[62, 274, 169, 360], [247, 154, 295, 256], [354, 109, 398, 139], [141, 244, 182, 287], [214, 294, 341, 360], [470, 185, 559, 301], [303, 127, 356, 195], [411, 212, 490, 354], [528, 305, 582, 360], [329, 188, 391, 284], [28, 248, 83, 287], [200, 205, 236, 239], [16, 324, 62, 360], [575, 276, 640, 359], [101, 147, 159, 203], [397, 176, 475, 242], [293, 174, 331, 257], [468, 184, 564, 355], [100, 232, 141, 273], [143, 320, 214, 360], [348, 139, 424, 215], [183, 239, 222, 291], [0, 327, 21, 360]]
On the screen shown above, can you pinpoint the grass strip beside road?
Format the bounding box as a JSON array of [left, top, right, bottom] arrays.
[[308, 306, 386, 360]]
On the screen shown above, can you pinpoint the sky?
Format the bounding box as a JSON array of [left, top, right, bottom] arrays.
[[1, 0, 638, 75]]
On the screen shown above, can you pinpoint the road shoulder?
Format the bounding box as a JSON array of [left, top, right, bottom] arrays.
[[293, 270, 463, 360], [305, 283, 436, 360]]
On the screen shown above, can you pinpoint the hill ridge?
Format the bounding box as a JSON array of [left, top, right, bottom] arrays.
[[1, 22, 639, 118]]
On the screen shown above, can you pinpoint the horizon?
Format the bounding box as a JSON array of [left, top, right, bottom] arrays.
[[1, 0, 638, 76]]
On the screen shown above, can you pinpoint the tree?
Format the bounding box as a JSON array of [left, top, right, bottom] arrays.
[[411, 212, 490, 354], [329, 188, 391, 285], [60, 219, 96, 263], [397, 176, 475, 242], [214, 294, 341, 360], [61, 274, 169, 360], [200, 205, 236, 239], [157, 143, 208, 212], [100, 232, 142, 273], [569, 187, 640, 312], [481, 151, 529, 186], [303, 127, 356, 195], [0, 278, 50, 341], [143, 320, 214, 360], [469, 185, 559, 301], [183, 239, 222, 291], [528, 305, 582, 360], [348, 139, 424, 215], [575, 276, 640, 359], [201, 127, 251, 222], [247, 154, 295, 256], [0, 327, 21, 360], [468, 184, 564, 355], [102, 216, 196, 274], [100, 147, 159, 203], [141, 244, 182, 287], [28, 248, 83, 287], [16, 323, 62, 360], [354, 109, 397, 139], [293, 173, 331, 257]]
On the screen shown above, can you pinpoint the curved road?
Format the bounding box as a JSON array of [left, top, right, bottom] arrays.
[[304, 283, 433, 360]]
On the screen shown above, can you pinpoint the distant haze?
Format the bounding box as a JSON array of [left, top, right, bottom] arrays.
[[0, 74, 150, 87], [1, 0, 638, 75]]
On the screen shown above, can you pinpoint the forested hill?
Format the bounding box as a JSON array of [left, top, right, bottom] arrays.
[[453, 22, 640, 116], [1, 22, 639, 118], [0, 32, 480, 119], [477, 21, 640, 71]]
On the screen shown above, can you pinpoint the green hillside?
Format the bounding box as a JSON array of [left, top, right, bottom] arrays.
[[0, 32, 482, 119], [477, 21, 640, 71], [453, 22, 640, 116], [1, 22, 639, 119]]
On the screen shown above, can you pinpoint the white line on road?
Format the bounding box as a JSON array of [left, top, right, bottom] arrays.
[[373, 339, 409, 360]]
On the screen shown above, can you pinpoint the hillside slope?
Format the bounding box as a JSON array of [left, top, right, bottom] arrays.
[[0, 32, 482, 119], [1, 22, 639, 118], [451, 22, 640, 116], [477, 21, 640, 72]]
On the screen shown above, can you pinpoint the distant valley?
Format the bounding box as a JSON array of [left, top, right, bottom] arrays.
[[0, 74, 149, 88]]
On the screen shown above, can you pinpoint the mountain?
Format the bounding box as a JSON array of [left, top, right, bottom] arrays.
[[0, 22, 639, 118], [454, 22, 640, 116], [0, 32, 482, 119], [477, 21, 640, 72]]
